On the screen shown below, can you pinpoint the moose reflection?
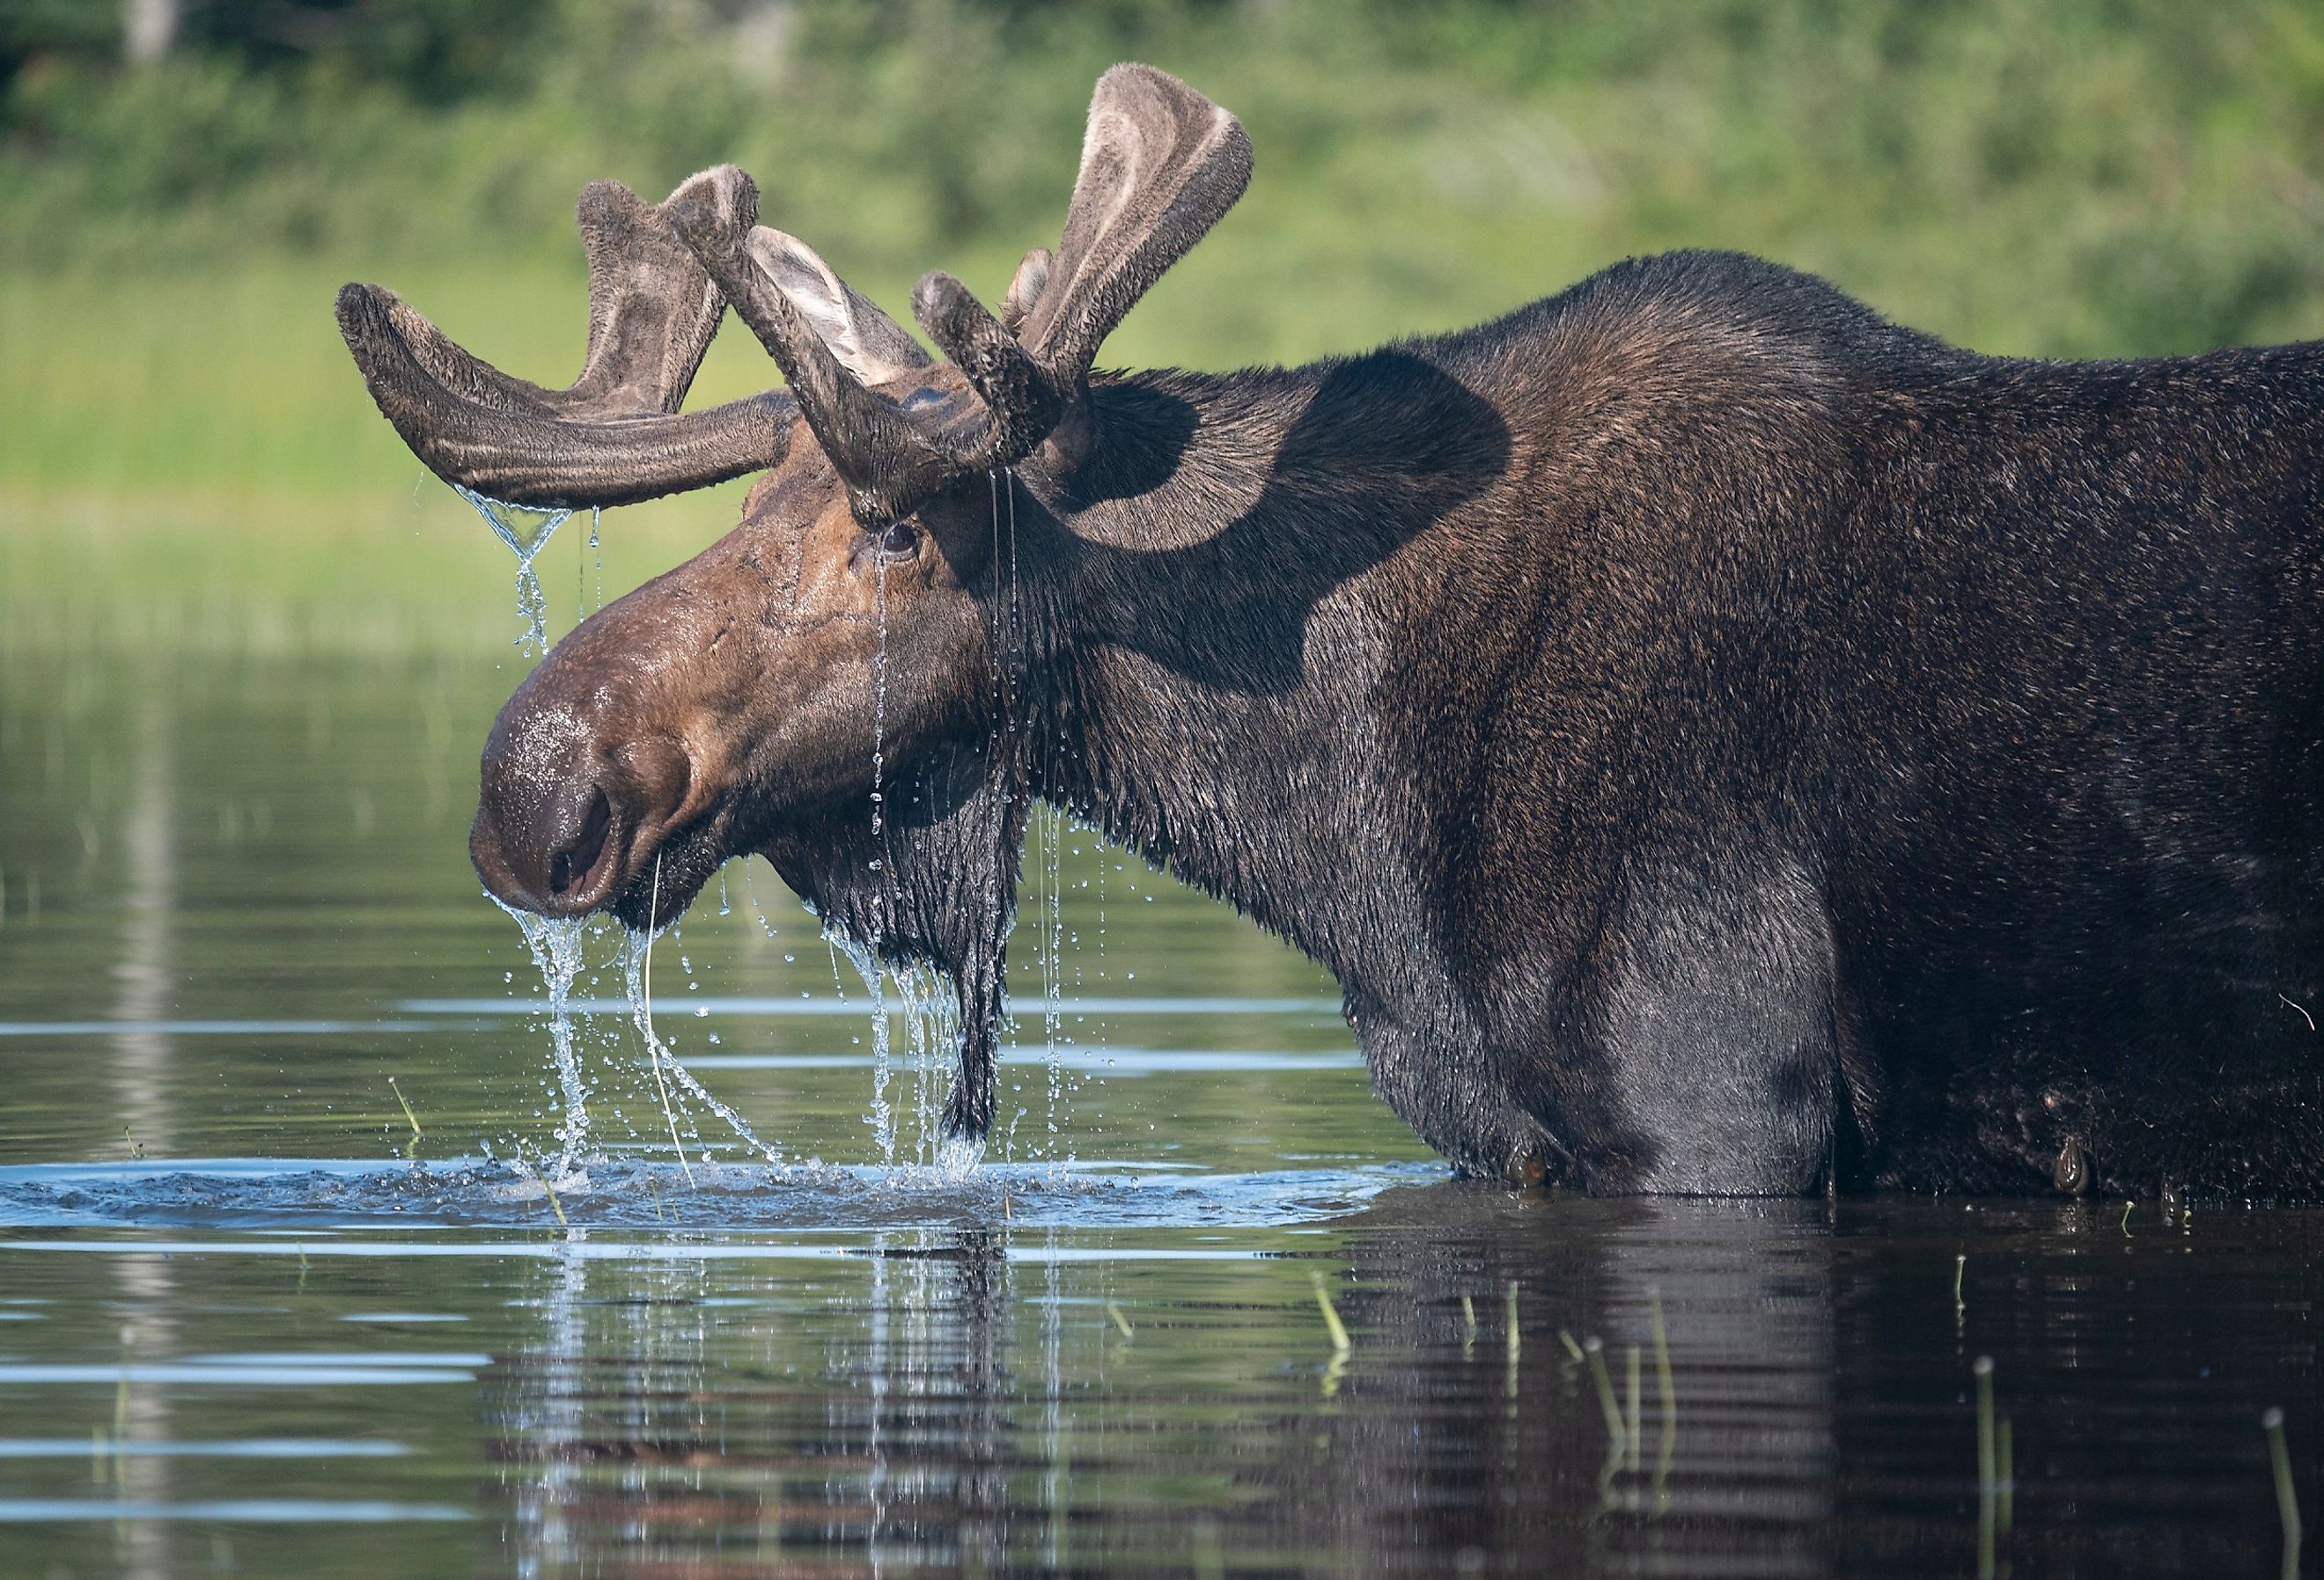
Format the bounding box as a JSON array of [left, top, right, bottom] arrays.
[[480, 1202, 1845, 1577], [475, 1194, 2324, 1576]]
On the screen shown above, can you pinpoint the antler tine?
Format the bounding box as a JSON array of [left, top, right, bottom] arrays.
[[911, 271, 1068, 462], [647, 65, 1247, 527], [671, 190, 966, 526], [338, 165, 797, 507], [1019, 63, 1252, 386], [563, 170, 743, 415]]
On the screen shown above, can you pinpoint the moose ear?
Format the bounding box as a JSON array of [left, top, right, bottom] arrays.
[[1018, 63, 1252, 382], [744, 227, 932, 386]]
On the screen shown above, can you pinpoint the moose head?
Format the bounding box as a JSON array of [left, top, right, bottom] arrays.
[[337, 65, 1254, 1143]]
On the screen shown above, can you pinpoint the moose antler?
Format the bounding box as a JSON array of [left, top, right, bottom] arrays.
[[670, 62, 1251, 526], [336, 166, 795, 508], [1016, 63, 1253, 385]]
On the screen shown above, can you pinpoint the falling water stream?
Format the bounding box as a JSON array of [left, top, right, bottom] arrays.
[[453, 476, 1104, 1182], [456, 486, 791, 1180], [456, 489, 572, 659], [501, 903, 590, 1182], [618, 922, 780, 1168]]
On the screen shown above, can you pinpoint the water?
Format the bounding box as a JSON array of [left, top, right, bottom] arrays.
[[457, 489, 572, 659], [4, 648, 2320, 1576], [503, 906, 590, 1180]]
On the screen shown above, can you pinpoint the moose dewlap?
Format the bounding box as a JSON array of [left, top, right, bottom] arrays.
[[339, 63, 2324, 1200]]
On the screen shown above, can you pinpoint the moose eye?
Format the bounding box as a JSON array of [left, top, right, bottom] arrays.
[[874, 519, 920, 561]]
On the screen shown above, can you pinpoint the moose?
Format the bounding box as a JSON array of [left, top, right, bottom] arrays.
[[339, 65, 2324, 1199]]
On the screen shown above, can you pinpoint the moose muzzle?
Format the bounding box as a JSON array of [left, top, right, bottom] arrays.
[[470, 687, 695, 919]]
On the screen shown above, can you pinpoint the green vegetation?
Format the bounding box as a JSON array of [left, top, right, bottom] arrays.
[[5, 0, 2323, 650]]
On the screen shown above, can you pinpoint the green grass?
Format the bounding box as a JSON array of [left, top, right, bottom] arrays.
[[6, 0, 2324, 651]]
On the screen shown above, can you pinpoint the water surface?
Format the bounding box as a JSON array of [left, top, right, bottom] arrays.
[[2, 649, 2317, 1577]]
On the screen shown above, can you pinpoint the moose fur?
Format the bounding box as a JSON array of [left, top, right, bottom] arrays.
[[340, 65, 2324, 1199]]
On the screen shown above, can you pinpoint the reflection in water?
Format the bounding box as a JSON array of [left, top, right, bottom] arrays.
[[2, 1172, 2321, 1574], [112, 689, 178, 1580], [423, 1189, 2324, 1577], [2, 650, 2320, 1577], [113, 688, 177, 1155], [491, 1226, 1026, 1578], [1282, 1191, 1836, 1576]]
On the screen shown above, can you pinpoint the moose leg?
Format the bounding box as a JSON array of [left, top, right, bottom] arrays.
[[1352, 989, 1566, 1185], [1553, 856, 1843, 1195]]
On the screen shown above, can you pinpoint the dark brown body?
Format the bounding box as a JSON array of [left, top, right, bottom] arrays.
[[988, 250, 2324, 1196], [342, 68, 2324, 1196]]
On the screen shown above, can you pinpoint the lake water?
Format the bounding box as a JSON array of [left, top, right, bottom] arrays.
[[1, 646, 2317, 1577]]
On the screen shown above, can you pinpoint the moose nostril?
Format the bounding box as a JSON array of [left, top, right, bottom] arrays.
[[547, 786, 613, 897]]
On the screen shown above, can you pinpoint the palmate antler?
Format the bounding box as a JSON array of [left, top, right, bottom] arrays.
[[335, 166, 793, 508], [337, 63, 1251, 521], [669, 62, 1252, 526]]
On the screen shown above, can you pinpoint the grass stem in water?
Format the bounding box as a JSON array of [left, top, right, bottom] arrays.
[[1311, 1270, 1351, 1353], [526, 1155, 569, 1228], [1975, 1355, 1997, 1579], [1505, 1282, 1523, 1402], [1997, 1417, 2014, 1532], [644, 856, 695, 1187], [388, 1076, 422, 1156], [2266, 1407, 2301, 1580], [1649, 1287, 1677, 1472], [1311, 1271, 1350, 1398], [1585, 1337, 1625, 1458], [1625, 1344, 1643, 1473]]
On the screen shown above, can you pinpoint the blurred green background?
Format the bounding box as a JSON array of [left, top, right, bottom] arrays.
[[4, 0, 2324, 650]]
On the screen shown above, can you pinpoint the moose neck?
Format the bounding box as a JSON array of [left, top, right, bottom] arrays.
[[1012, 354, 1513, 997]]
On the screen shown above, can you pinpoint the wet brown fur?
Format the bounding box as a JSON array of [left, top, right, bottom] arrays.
[[467, 244, 2324, 1199]]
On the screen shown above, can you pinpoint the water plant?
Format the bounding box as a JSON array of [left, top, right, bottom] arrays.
[[1649, 1286, 1677, 1488], [1584, 1336, 1624, 1458], [1311, 1269, 1352, 1397], [640, 856, 694, 1186], [2265, 1407, 2301, 1580], [387, 1075, 422, 1157]]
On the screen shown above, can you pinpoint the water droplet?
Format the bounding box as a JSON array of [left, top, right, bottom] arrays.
[[457, 487, 570, 659]]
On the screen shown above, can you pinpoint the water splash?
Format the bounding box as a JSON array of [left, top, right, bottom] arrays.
[[489, 890, 778, 1177], [458, 487, 572, 659], [620, 924, 780, 1169], [495, 896, 591, 1183], [896, 963, 969, 1168], [829, 937, 992, 1173], [835, 937, 895, 1164], [739, 863, 785, 944]]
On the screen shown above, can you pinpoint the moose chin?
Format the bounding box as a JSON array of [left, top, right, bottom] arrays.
[[340, 63, 2324, 1201]]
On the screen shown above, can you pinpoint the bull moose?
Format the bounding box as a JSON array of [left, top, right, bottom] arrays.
[[338, 65, 2324, 1199]]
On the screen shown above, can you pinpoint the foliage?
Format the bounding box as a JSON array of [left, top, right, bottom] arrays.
[[7, 0, 2321, 352], [4, 0, 2322, 645]]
